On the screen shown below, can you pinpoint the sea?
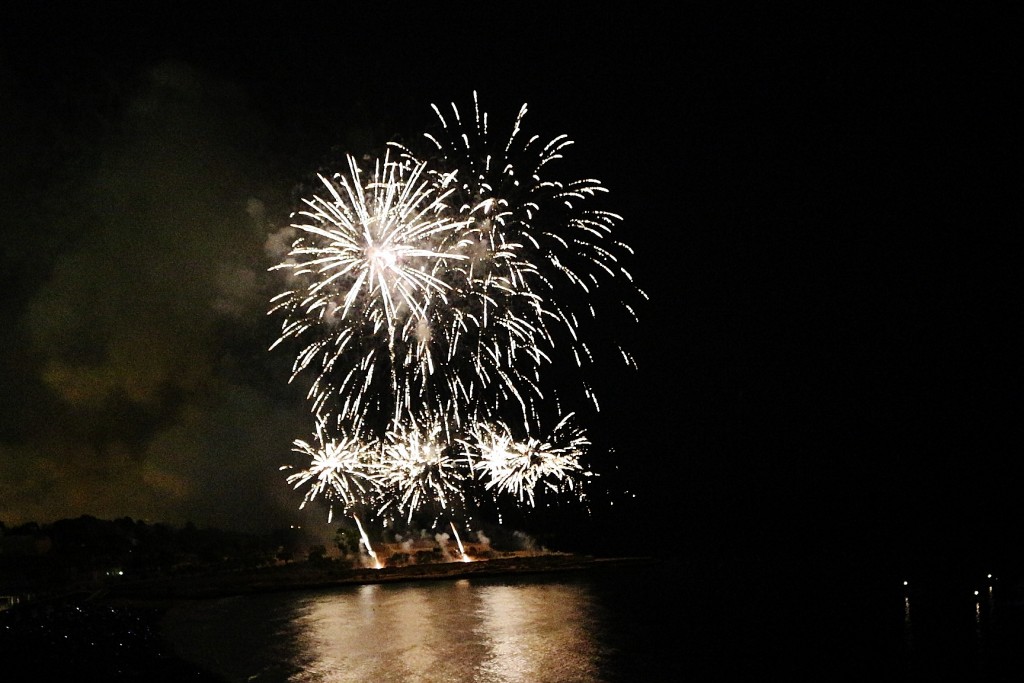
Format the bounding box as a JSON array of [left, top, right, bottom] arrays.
[[158, 550, 1024, 682]]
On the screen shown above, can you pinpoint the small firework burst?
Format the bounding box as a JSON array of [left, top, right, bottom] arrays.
[[375, 416, 471, 524], [461, 413, 592, 507], [281, 421, 381, 522]]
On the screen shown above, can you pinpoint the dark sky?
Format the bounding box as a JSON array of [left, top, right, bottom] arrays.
[[0, 7, 1016, 561]]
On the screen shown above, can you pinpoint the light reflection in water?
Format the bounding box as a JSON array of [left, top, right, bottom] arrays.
[[279, 578, 606, 683], [476, 581, 602, 682]]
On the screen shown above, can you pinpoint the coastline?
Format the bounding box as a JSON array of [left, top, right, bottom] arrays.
[[2, 553, 653, 681], [101, 552, 657, 603], [23, 553, 655, 681]]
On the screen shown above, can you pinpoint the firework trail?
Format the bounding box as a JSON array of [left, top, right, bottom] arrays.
[[352, 514, 382, 568], [270, 93, 642, 539]]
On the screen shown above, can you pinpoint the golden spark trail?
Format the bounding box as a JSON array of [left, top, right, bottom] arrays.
[[353, 514, 382, 569], [450, 521, 471, 562]]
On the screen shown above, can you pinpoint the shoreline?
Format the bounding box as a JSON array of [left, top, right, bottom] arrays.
[[2, 552, 655, 681], [100, 552, 657, 603]]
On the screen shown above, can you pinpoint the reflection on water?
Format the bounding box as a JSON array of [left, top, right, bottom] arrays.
[[160, 559, 1024, 680], [894, 568, 1024, 678], [164, 575, 615, 683], [476, 580, 603, 682]]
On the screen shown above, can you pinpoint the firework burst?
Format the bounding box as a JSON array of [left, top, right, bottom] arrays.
[[460, 413, 592, 508], [269, 93, 641, 539], [268, 149, 472, 426], [269, 148, 555, 433], [375, 416, 472, 525], [392, 92, 646, 400], [280, 421, 382, 523]]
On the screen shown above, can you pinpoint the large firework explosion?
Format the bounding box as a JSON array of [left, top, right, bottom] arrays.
[[269, 92, 643, 552]]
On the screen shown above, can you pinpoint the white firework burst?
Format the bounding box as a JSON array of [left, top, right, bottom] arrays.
[[392, 91, 646, 409], [461, 413, 592, 507], [375, 416, 472, 524], [281, 421, 382, 522], [269, 149, 472, 426]]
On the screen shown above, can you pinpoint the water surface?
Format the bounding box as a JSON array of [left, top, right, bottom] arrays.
[[161, 557, 1024, 681]]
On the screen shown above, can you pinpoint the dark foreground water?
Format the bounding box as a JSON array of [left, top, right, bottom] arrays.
[[157, 555, 1024, 682]]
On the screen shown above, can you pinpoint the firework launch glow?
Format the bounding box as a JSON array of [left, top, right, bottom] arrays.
[[269, 92, 644, 556]]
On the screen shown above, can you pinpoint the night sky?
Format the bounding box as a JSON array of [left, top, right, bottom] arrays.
[[0, 7, 1015, 564]]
